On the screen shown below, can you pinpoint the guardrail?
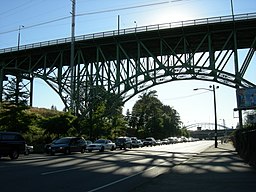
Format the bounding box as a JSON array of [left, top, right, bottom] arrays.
[[1, 12, 256, 54]]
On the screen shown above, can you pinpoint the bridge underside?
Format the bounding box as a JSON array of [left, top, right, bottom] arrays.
[[0, 15, 256, 114]]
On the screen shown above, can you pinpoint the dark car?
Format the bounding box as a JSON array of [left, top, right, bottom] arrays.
[[44, 138, 59, 154], [49, 137, 89, 155], [0, 132, 26, 160], [115, 137, 132, 150]]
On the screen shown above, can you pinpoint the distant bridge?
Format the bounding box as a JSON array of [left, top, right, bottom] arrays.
[[186, 122, 236, 140], [0, 12, 256, 114], [185, 122, 234, 130]]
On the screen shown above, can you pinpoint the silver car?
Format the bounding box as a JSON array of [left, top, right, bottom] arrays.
[[86, 139, 116, 152]]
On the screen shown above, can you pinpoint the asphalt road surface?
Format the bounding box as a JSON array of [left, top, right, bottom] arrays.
[[0, 140, 214, 192]]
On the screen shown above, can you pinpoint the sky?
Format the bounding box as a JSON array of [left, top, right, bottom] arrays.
[[1, 0, 256, 129]]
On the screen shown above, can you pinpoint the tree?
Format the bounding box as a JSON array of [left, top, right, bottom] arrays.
[[0, 102, 30, 133], [78, 86, 125, 140], [131, 90, 184, 139], [3, 77, 29, 106], [132, 90, 163, 138], [41, 112, 76, 137]]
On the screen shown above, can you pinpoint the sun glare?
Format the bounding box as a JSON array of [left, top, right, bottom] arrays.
[[142, 3, 199, 26]]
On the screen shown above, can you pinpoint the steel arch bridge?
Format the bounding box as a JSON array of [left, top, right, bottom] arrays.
[[185, 122, 233, 130], [0, 13, 256, 114]]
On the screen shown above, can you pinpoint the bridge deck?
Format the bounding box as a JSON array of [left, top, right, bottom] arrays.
[[1, 12, 256, 74]]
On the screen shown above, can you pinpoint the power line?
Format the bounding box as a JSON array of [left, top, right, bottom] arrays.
[[0, 0, 33, 16], [163, 90, 211, 101], [76, 1, 169, 17], [0, 0, 170, 35]]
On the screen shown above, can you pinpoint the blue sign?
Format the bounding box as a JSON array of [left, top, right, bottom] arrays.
[[236, 87, 256, 110]]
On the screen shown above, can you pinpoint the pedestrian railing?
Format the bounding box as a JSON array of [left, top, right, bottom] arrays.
[[1, 12, 256, 54]]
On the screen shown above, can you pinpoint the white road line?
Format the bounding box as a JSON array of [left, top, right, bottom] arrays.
[[87, 161, 169, 192], [41, 166, 81, 176]]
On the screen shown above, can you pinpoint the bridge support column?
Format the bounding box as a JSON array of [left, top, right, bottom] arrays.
[[0, 66, 3, 102], [29, 76, 34, 107]]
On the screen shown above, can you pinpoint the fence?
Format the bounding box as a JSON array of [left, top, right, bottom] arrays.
[[234, 128, 256, 167]]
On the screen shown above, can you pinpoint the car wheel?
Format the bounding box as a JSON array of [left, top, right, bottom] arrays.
[[65, 148, 71, 155], [111, 146, 114, 151], [81, 148, 85, 153], [9, 150, 19, 160], [99, 146, 104, 152], [88, 149, 92, 152], [24, 149, 29, 155]]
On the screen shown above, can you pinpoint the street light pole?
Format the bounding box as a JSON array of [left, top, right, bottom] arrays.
[[211, 85, 218, 148], [17, 25, 24, 51], [194, 85, 219, 148]]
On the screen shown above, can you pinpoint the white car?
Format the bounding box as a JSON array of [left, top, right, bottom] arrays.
[[86, 139, 116, 152]]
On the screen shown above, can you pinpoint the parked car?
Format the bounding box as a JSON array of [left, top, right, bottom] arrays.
[[132, 138, 143, 148], [115, 137, 132, 150], [24, 144, 34, 155], [87, 139, 116, 152], [44, 138, 59, 154], [143, 137, 156, 147], [48, 137, 89, 155], [155, 139, 162, 145], [0, 132, 26, 160]]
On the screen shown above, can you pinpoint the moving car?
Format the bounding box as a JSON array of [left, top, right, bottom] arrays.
[[0, 132, 26, 160], [87, 139, 116, 152], [48, 137, 89, 155], [115, 137, 132, 150]]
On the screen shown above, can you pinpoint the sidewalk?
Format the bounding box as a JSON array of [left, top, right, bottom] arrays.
[[133, 143, 256, 192]]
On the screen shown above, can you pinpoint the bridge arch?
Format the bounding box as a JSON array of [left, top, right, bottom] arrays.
[[0, 13, 255, 114]]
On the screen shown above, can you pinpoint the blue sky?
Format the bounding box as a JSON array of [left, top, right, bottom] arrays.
[[1, 0, 256, 129]]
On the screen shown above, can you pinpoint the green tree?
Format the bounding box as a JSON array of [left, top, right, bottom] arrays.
[[131, 90, 183, 139], [41, 112, 76, 137], [0, 102, 30, 133], [132, 90, 163, 138], [3, 78, 29, 105], [78, 86, 125, 140]]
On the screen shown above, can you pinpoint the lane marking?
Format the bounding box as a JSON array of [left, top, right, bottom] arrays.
[[41, 166, 81, 176], [87, 143, 213, 192], [87, 161, 170, 192]]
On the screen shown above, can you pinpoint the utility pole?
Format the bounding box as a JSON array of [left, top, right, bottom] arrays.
[[194, 85, 219, 148], [70, 0, 76, 114], [17, 25, 24, 51], [117, 15, 120, 35], [230, 0, 234, 20]]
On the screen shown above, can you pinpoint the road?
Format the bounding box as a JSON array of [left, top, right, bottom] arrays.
[[0, 140, 213, 192]]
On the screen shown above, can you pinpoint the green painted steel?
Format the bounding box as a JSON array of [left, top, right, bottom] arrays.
[[0, 13, 256, 114]]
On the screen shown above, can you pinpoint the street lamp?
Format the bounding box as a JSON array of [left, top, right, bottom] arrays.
[[17, 25, 24, 51], [194, 85, 219, 148], [134, 21, 137, 32]]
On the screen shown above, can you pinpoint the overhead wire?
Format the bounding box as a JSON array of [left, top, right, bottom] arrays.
[[0, 0, 198, 35]]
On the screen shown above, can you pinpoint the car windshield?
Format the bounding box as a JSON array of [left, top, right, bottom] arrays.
[[117, 138, 125, 142], [54, 138, 71, 144], [95, 139, 106, 144]]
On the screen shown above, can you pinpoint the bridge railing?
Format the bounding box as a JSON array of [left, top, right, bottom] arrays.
[[1, 12, 256, 54]]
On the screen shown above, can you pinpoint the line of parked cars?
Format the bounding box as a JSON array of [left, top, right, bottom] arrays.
[[0, 131, 197, 160], [44, 135, 198, 155]]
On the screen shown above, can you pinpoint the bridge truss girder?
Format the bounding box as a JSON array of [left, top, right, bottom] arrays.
[[1, 18, 255, 114]]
